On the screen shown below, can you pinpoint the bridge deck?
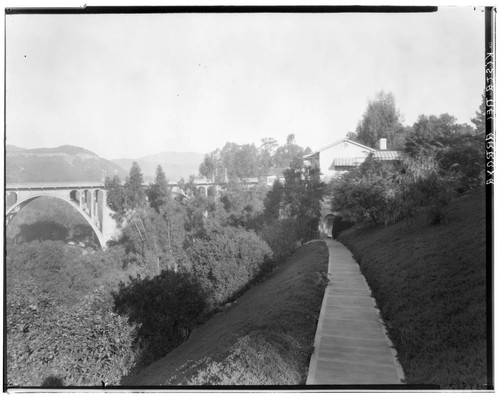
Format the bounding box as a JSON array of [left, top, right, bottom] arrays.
[[6, 179, 259, 191], [6, 182, 106, 190]]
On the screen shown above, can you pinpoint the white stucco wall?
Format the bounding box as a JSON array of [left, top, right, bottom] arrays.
[[318, 140, 373, 182]]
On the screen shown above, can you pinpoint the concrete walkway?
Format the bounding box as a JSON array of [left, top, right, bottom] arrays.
[[307, 239, 405, 385]]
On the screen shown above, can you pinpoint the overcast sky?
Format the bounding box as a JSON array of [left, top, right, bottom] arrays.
[[6, 7, 485, 159]]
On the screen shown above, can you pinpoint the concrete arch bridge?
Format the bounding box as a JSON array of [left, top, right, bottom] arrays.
[[6, 182, 117, 249], [5, 179, 249, 249]]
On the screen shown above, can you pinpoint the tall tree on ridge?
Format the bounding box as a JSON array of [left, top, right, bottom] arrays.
[[148, 165, 170, 212], [355, 91, 404, 149], [274, 134, 305, 168], [124, 161, 146, 213]]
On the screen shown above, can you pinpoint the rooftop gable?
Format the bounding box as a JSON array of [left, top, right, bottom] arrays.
[[313, 138, 375, 154]]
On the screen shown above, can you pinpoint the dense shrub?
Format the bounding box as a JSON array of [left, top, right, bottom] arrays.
[[254, 159, 325, 255], [7, 241, 81, 308], [331, 216, 354, 239], [5, 241, 154, 386], [187, 226, 273, 307], [331, 148, 472, 226], [7, 280, 137, 387], [331, 155, 401, 224], [6, 241, 136, 308], [257, 219, 300, 262], [113, 270, 208, 367], [436, 134, 485, 191], [216, 183, 267, 228]]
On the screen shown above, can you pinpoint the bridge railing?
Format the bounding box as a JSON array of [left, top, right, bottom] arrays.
[[6, 182, 106, 190]]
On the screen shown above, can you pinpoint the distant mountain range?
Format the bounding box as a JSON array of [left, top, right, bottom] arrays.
[[6, 145, 205, 184], [112, 151, 205, 183]]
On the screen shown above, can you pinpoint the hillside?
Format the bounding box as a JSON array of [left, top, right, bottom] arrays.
[[123, 241, 329, 386], [6, 145, 127, 183], [112, 151, 204, 183], [338, 188, 488, 388]]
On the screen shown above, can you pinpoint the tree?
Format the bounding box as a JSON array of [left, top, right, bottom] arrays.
[[220, 142, 241, 181], [105, 175, 127, 223], [281, 155, 326, 241], [263, 180, 284, 220], [355, 91, 404, 149], [405, 114, 475, 158], [274, 134, 305, 168], [214, 183, 266, 228], [119, 203, 189, 273], [346, 131, 358, 141], [124, 162, 146, 212], [106, 163, 147, 225], [235, 144, 259, 179], [148, 165, 170, 212], [198, 155, 214, 179], [471, 92, 486, 135], [199, 150, 226, 183], [391, 126, 413, 150], [258, 138, 279, 176], [201, 143, 260, 182]]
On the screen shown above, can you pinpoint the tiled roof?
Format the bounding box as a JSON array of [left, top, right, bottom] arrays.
[[329, 158, 366, 169], [327, 151, 401, 170], [373, 151, 400, 160]]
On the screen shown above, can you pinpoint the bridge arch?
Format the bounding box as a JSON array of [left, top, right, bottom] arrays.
[[322, 213, 336, 238], [6, 193, 106, 249]]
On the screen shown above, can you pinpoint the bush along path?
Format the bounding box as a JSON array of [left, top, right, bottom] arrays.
[[307, 239, 404, 385]]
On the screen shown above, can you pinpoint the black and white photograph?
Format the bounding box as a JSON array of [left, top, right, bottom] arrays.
[[4, 5, 493, 390]]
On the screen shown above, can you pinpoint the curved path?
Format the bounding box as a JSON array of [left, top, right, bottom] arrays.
[[307, 239, 405, 385]]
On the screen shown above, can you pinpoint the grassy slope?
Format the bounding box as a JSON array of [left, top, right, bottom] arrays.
[[338, 189, 487, 388], [123, 241, 329, 386]]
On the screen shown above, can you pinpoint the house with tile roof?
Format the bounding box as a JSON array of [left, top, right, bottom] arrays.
[[304, 138, 400, 183], [304, 137, 400, 237]]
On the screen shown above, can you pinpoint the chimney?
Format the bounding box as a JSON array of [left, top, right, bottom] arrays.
[[379, 138, 387, 150]]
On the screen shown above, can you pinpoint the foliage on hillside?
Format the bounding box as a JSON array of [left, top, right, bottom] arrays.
[[332, 96, 485, 226], [7, 281, 137, 387], [7, 147, 326, 386], [199, 133, 312, 182], [188, 226, 273, 307], [338, 189, 487, 388], [6, 241, 142, 386], [123, 241, 329, 386], [331, 92, 488, 388], [113, 270, 208, 369]]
